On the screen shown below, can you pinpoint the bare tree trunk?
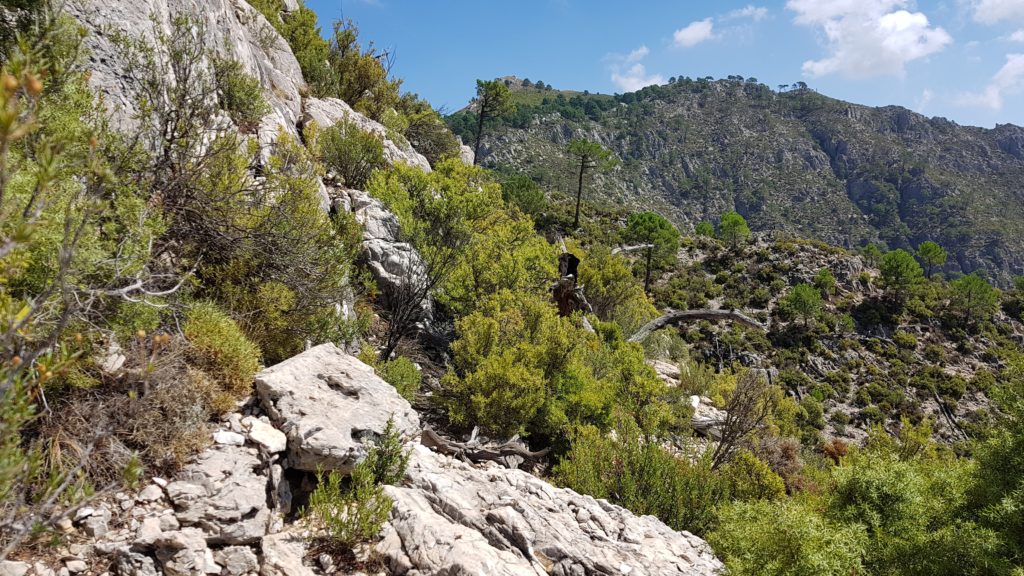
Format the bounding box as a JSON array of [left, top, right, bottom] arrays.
[[573, 157, 585, 229], [473, 109, 486, 166], [643, 245, 653, 293]]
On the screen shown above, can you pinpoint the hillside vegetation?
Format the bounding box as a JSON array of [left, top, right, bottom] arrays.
[[1, 2, 1024, 575], [448, 76, 1024, 285]]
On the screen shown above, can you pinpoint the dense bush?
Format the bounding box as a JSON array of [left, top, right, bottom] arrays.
[[183, 301, 261, 408], [317, 119, 386, 189], [710, 498, 868, 576], [303, 418, 408, 553], [438, 290, 668, 442], [376, 356, 421, 401], [212, 56, 270, 131], [555, 417, 727, 535]]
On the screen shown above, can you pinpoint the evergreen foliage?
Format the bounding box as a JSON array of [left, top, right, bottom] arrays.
[[719, 211, 751, 247]]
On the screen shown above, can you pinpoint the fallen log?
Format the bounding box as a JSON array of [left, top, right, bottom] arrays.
[[420, 427, 551, 469], [628, 309, 767, 343]]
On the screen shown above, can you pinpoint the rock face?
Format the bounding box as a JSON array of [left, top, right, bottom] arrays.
[[254, 343, 421, 473], [66, 0, 304, 135], [164, 444, 271, 544], [304, 97, 432, 173], [341, 189, 433, 322], [379, 445, 723, 575]]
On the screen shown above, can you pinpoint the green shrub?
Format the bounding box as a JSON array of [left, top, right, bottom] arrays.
[[183, 301, 261, 405], [501, 174, 547, 216], [396, 92, 460, 166], [439, 290, 667, 442], [813, 269, 837, 296], [893, 330, 918, 350], [364, 417, 410, 486], [303, 420, 408, 552], [212, 57, 270, 131], [695, 221, 715, 237], [377, 357, 421, 401], [719, 449, 787, 502], [318, 119, 385, 189], [554, 418, 726, 535], [710, 499, 867, 576], [304, 463, 392, 552]]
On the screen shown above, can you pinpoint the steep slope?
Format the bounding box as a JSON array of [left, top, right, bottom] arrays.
[[450, 78, 1024, 284]]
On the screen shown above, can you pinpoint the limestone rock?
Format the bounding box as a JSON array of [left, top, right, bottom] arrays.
[[459, 143, 475, 166], [137, 484, 164, 503], [212, 430, 245, 446], [345, 189, 432, 322], [213, 546, 259, 576], [260, 531, 315, 576], [66, 0, 305, 134], [348, 189, 400, 242], [243, 416, 287, 454], [254, 344, 420, 473], [164, 445, 270, 544], [378, 444, 723, 576], [151, 528, 217, 576], [303, 98, 432, 173], [650, 359, 681, 386], [0, 561, 29, 576], [81, 507, 112, 538]]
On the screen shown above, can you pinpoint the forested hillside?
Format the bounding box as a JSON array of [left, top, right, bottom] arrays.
[[1, 2, 1023, 575], [448, 76, 1024, 285]]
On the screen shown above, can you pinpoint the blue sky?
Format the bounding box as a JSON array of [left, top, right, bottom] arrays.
[[305, 0, 1024, 128]]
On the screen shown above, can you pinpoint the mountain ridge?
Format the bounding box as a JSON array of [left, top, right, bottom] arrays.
[[448, 76, 1024, 285]]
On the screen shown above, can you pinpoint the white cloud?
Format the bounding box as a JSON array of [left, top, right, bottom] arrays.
[[674, 18, 715, 47], [787, 0, 952, 78], [957, 53, 1024, 109], [624, 45, 650, 64], [914, 88, 934, 112], [608, 45, 665, 92], [972, 0, 1024, 24], [725, 5, 769, 21], [1010, 29, 1024, 42]]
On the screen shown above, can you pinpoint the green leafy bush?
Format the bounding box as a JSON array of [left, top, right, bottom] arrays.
[[318, 119, 386, 189], [554, 417, 726, 535], [710, 498, 867, 576], [893, 330, 918, 350], [501, 174, 547, 216], [212, 56, 270, 131], [183, 301, 261, 406], [439, 290, 667, 442], [303, 419, 408, 552], [377, 357, 421, 401], [305, 464, 392, 552]]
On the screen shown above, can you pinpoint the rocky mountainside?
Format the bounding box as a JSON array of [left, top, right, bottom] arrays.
[[450, 78, 1024, 284], [0, 1, 727, 574], [644, 233, 1024, 446], [6, 345, 721, 576]]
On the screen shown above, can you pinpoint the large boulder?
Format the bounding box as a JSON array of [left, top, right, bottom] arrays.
[[254, 343, 420, 473], [303, 97, 432, 173], [377, 444, 724, 576]]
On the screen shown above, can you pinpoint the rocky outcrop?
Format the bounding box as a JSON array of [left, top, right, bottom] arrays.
[[304, 97, 432, 173], [340, 189, 433, 322], [254, 343, 421, 473], [67, 0, 304, 136], [378, 444, 723, 575], [43, 346, 723, 576]]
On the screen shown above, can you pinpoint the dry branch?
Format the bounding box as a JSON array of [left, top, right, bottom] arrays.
[[628, 309, 767, 342]]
